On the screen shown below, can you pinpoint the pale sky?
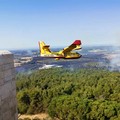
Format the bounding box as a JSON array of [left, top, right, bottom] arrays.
[[0, 0, 120, 49]]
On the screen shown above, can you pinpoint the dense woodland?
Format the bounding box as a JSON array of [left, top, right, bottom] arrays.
[[16, 68, 120, 120]]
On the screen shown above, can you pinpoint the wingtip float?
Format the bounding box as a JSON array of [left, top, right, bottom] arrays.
[[38, 40, 82, 60]]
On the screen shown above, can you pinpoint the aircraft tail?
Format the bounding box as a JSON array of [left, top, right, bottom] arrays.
[[38, 41, 51, 55]]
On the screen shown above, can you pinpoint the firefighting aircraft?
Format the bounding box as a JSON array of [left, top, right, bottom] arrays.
[[38, 40, 82, 60]]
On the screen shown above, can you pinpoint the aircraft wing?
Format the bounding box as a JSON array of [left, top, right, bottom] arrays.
[[59, 40, 82, 54]]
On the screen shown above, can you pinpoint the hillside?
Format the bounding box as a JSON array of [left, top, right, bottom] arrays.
[[16, 68, 120, 120]]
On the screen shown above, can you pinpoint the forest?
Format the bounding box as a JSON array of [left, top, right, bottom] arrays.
[[16, 68, 120, 120]]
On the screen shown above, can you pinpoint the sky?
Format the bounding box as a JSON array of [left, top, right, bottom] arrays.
[[0, 0, 120, 49]]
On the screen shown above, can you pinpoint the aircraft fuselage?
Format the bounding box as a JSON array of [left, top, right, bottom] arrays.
[[40, 52, 81, 59]]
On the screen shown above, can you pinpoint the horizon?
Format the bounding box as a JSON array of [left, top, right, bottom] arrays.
[[7, 45, 120, 51]]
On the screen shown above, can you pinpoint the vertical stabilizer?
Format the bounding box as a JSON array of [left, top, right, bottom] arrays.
[[38, 41, 51, 55]]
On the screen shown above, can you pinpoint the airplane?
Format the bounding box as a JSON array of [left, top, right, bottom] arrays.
[[38, 40, 82, 60]]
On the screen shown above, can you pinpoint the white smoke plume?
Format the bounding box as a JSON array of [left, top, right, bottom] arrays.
[[110, 38, 120, 71]]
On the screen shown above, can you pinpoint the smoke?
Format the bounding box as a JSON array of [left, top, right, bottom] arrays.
[[110, 53, 120, 71], [109, 38, 120, 72], [26, 49, 33, 56], [27, 70, 33, 75]]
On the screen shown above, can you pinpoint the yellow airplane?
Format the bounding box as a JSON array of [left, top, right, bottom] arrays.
[[38, 40, 82, 60]]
